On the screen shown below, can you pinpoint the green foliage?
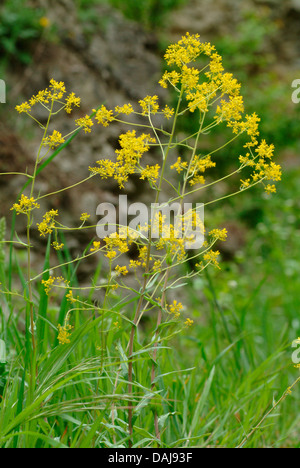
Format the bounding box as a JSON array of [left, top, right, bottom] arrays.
[[0, 0, 44, 65], [108, 0, 184, 29]]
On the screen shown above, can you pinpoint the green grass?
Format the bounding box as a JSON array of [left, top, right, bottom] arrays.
[[1, 162, 300, 447]]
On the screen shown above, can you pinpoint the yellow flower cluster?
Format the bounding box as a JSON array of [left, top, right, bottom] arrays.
[[89, 130, 156, 189], [139, 95, 159, 116], [37, 209, 58, 237], [75, 115, 94, 133], [209, 228, 228, 242], [11, 194, 40, 215], [16, 79, 81, 116], [43, 130, 65, 149], [42, 275, 69, 295], [140, 164, 160, 185], [57, 320, 73, 345], [104, 232, 129, 260], [115, 265, 129, 276], [203, 250, 221, 269], [94, 105, 115, 127], [168, 300, 184, 318], [158, 32, 281, 194]]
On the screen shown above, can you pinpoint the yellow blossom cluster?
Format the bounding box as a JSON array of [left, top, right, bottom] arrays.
[[43, 130, 65, 149], [41, 275, 68, 295], [104, 232, 129, 260], [57, 319, 73, 345], [16, 79, 81, 116], [140, 164, 160, 185], [158, 32, 281, 194], [37, 209, 58, 237], [11, 194, 40, 215], [89, 130, 156, 189]]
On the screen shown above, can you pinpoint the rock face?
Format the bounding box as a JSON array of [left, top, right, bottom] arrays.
[[168, 0, 300, 67]]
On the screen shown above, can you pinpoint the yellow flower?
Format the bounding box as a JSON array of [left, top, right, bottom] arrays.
[[11, 194, 40, 215], [115, 103, 134, 115], [42, 276, 55, 295], [75, 115, 94, 133], [66, 290, 76, 303], [164, 32, 201, 67], [203, 250, 221, 268], [52, 241, 64, 251], [185, 318, 194, 327], [89, 130, 156, 189], [39, 16, 50, 28], [90, 241, 101, 252], [170, 157, 188, 174], [65, 92, 81, 114], [15, 101, 31, 114], [140, 164, 160, 184], [162, 105, 175, 119], [37, 209, 58, 237], [265, 184, 277, 194], [49, 79, 66, 100], [43, 130, 65, 149], [209, 228, 228, 242], [80, 212, 91, 222], [115, 265, 129, 276], [57, 320, 73, 345], [94, 105, 114, 127], [168, 300, 183, 318], [139, 95, 159, 115]]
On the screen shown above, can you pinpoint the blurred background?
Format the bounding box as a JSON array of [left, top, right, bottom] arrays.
[[1, 0, 300, 444]]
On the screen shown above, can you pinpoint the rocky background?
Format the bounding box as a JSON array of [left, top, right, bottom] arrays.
[[0, 0, 299, 281]]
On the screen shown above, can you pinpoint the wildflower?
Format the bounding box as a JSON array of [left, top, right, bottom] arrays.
[[37, 209, 58, 237], [139, 95, 159, 115], [185, 318, 194, 327], [11, 194, 40, 215], [57, 320, 73, 345], [90, 130, 156, 189], [80, 212, 91, 223], [162, 105, 175, 119], [104, 232, 129, 258], [43, 130, 65, 149], [204, 250, 221, 268], [164, 32, 201, 67], [75, 115, 94, 133], [94, 105, 114, 127], [168, 300, 183, 318], [181, 65, 200, 90], [66, 290, 76, 303], [188, 155, 216, 186], [39, 16, 50, 28], [129, 259, 141, 269], [170, 157, 188, 174], [90, 241, 101, 252], [52, 241, 64, 251], [115, 265, 129, 276], [209, 228, 228, 242], [15, 101, 31, 114], [65, 92, 81, 114], [115, 103, 134, 115], [265, 184, 277, 194], [159, 70, 181, 89], [140, 164, 160, 184], [49, 79, 66, 100], [42, 276, 55, 295]]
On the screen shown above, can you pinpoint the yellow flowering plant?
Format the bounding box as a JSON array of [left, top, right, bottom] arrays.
[[0, 33, 283, 447]]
